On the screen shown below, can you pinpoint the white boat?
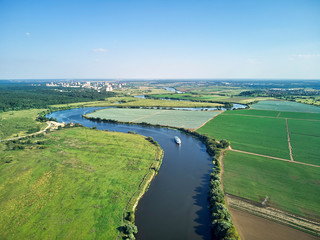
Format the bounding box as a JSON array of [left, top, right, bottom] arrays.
[[174, 136, 181, 145]]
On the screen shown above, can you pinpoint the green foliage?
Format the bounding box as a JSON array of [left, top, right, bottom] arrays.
[[0, 83, 116, 112]]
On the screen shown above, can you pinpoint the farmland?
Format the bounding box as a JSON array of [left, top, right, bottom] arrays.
[[288, 119, 320, 165], [86, 108, 221, 129], [251, 100, 320, 113], [0, 127, 162, 239], [148, 93, 272, 104], [198, 108, 320, 165], [222, 151, 320, 220], [0, 109, 47, 140], [197, 113, 290, 159]]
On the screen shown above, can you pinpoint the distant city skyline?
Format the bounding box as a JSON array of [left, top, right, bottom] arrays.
[[0, 0, 319, 79]]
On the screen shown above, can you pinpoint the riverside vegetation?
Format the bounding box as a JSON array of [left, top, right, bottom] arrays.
[[86, 114, 240, 239], [0, 126, 163, 239]]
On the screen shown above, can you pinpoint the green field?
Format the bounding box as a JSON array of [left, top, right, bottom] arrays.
[[87, 108, 221, 129], [197, 113, 290, 159], [251, 100, 320, 113], [50, 96, 222, 109], [149, 93, 272, 104], [225, 109, 280, 117], [0, 109, 47, 140], [223, 151, 320, 220], [0, 127, 162, 239], [288, 119, 320, 165]]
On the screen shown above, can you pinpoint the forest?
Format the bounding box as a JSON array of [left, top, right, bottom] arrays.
[[0, 83, 116, 112]]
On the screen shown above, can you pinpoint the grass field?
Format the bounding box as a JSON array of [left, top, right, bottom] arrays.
[[0, 109, 47, 140], [251, 100, 320, 113], [197, 113, 290, 159], [149, 93, 272, 104], [0, 127, 162, 239], [223, 151, 320, 220], [50, 96, 222, 109], [87, 108, 221, 129]]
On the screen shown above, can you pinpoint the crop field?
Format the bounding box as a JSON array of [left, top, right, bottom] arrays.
[[0, 109, 47, 140], [279, 111, 320, 120], [223, 151, 320, 220], [288, 119, 320, 165], [87, 108, 221, 129], [251, 100, 320, 113], [0, 127, 161, 239], [225, 109, 280, 117], [226, 109, 320, 120], [197, 113, 290, 159], [222, 151, 320, 220]]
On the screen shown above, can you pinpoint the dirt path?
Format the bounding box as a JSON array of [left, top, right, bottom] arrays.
[[229, 147, 320, 168], [286, 118, 294, 161], [277, 111, 281, 117], [0, 121, 55, 143], [192, 110, 224, 131]]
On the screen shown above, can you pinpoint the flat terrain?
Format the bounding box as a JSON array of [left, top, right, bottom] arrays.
[[0, 127, 161, 239], [149, 93, 272, 104], [288, 119, 320, 165], [87, 108, 221, 129], [197, 112, 290, 159], [251, 100, 320, 113], [198, 108, 320, 165], [50, 97, 222, 109], [0, 109, 47, 140], [223, 151, 320, 220], [230, 208, 319, 240]]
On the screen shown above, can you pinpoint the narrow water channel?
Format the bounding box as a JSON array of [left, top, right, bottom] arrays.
[[47, 107, 214, 240]]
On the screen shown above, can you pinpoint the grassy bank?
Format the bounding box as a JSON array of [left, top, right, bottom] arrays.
[[0, 127, 162, 239]]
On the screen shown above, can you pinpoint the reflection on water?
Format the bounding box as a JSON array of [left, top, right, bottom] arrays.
[[47, 107, 214, 240]]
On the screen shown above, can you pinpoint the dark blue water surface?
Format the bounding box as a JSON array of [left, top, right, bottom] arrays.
[[47, 107, 214, 240]]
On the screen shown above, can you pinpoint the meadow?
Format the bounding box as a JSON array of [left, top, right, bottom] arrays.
[[0, 109, 47, 140], [197, 113, 290, 159], [222, 150, 320, 220], [87, 108, 221, 129], [0, 127, 162, 239], [251, 100, 320, 113], [149, 93, 272, 104], [50, 96, 222, 109]]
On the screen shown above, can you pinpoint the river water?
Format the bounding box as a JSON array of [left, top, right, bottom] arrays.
[[47, 107, 214, 240]]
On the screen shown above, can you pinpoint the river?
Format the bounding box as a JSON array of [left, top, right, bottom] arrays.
[[47, 107, 215, 240]]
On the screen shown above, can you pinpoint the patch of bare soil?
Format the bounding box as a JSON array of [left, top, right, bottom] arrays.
[[227, 195, 320, 239]]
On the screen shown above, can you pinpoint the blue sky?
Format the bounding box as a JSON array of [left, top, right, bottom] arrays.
[[0, 0, 319, 79]]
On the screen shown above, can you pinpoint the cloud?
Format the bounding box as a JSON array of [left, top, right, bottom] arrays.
[[92, 48, 108, 53], [293, 54, 320, 58], [25, 32, 31, 36]]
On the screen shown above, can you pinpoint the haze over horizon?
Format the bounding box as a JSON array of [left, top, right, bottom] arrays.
[[1, 0, 319, 79]]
